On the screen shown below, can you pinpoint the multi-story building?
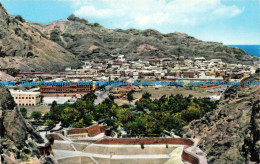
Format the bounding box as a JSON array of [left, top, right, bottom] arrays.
[[40, 82, 95, 97], [10, 90, 41, 106], [183, 71, 195, 78]]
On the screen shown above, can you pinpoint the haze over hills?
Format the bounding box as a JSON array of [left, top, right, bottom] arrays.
[[0, 3, 79, 72], [182, 70, 260, 164]]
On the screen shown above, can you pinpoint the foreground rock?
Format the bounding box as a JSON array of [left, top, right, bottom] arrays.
[[181, 71, 260, 164], [0, 86, 56, 163]]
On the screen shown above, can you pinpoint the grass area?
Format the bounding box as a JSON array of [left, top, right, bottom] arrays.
[[115, 86, 216, 106], [23, 105, 50, 117]]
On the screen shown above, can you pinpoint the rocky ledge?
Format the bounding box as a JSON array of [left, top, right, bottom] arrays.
[[181, 70, 260, 164], [0, 86, 56, 164]]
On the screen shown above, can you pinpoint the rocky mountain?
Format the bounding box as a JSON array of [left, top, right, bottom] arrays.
[[181, 71, 260, 164], [0, 3, 79, 72], [0, 86, 56, 164], [30, 14, 258, 64], [0, 1, 258, 71]]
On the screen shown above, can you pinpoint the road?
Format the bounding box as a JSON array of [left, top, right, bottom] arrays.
[[94, 85, 117, 105], [94, 78, 127, 105]]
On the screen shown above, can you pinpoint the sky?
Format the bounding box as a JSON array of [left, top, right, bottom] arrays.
[[1, 0, 259, 45]]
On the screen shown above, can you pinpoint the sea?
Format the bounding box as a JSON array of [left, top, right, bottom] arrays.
[[227, 45, 260, 57]]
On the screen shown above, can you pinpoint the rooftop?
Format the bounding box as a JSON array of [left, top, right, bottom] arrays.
[[10, 90, 40, 95]]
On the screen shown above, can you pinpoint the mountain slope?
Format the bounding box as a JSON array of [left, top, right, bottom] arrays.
[[0, 86, 56, 163], [181, 71, 260, 164], [0, 3, 79, 72], [30, 14, 258, 64]]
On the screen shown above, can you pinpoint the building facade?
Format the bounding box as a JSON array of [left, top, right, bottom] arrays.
[[10, 91, 41, 106], [40, 82, 95, 97]]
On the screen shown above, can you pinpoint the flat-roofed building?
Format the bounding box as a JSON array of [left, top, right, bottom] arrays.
[[40, 82, 95, 97], [183, 71, 195, 78], [10, 90, 41, 106]]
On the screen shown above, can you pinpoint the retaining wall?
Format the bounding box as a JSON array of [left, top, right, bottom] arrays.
[[95, 138, 194, 145]]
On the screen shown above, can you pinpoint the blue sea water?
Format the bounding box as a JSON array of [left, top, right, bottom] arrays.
[[227, 45, 260, 57]]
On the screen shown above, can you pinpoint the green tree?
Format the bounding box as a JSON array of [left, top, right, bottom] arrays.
[[117, 108, 135, 123], [83, 92, 97, 103], [45, 120, 56, 128], [31, 111, 42, 121], [73, 118, 85, 128], [108, 94, 115, 102], [49, 103, 69, 122], [127, 91, 134, 104], [20, 108, 27, 118], [51, 101, 57, 110], [126, 117, 146, 135], [82, 113, 94, 127], [61, 107, 81, 127], [142, 92, 151, 99], [49, 101, 57, 119]]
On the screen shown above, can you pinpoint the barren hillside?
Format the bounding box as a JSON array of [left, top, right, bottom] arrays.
[[0, 3, 79, 72], [182, 71, 260, 164], [30, 14, 258, 64]]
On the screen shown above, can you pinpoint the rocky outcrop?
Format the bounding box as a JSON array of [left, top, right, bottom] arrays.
[[30, 15, 258, 64], [0, 86, 56, 163], [0, 71, 14, 82], [181, 72, 260, 164], [0, 3, 79, 72]]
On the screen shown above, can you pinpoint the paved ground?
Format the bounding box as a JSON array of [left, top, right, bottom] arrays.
[[53, 149, 171, 160], [51, 133, 202, 164]]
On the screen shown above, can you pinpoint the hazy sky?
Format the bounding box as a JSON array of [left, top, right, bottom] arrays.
[[1, 0, 259, 45]]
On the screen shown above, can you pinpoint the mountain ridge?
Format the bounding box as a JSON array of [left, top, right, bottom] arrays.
[[29, 14, 258, 64], [0, 3, 79, 72], [0, 2, 259, 72]]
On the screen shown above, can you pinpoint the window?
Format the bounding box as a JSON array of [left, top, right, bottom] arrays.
[[16, 97, 18, 99], [26, 97, 28, 99], [32, 97, 34, 99], [29, 97, 31, 99], [22, 97, 24, 99]]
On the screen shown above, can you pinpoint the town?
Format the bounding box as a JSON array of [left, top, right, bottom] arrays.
[[0, 55, 259, 164], [1, 55, 257, 105]]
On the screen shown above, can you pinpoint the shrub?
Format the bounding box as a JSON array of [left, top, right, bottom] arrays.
[[20, 108, 27, 118], [31, 111, 42, 121]]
